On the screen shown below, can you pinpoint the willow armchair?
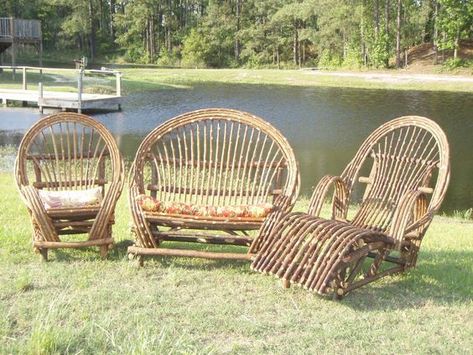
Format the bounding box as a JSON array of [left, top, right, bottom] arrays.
[[128, 108, 300, 263], [15, 113, 124, 260], [251, 116, 450, 298]]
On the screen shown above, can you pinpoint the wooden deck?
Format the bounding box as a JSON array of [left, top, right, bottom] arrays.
[[0, 66, 123, 112], [0, 18, 42, 66], [0, 88, 122, 111]]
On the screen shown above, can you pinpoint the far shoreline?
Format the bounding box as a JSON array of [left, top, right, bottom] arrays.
[[2, 67, 473, 100], [119, 68, 473, 94]]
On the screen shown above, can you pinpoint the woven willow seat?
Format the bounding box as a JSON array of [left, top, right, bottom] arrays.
[[251, 116, 450, 298], [15, 113, 124, 260], [128, 108, 300, 263]]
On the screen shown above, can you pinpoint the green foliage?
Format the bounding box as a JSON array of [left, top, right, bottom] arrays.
[[318, 49, 342, 68], [437, 0, 473, 54], [114, 1, 154, 64], [342, 45, 363, 69], [450, 208, 473, 220], [369, 30, 390, 68], [181, 4, 236, 68], [442, 58, 473, 70], [157, 48, 181, 67], [4, 0, 473, 68], [181, 29, 210, 68]]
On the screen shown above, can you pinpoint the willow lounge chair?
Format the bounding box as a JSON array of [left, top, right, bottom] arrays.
[[128, 108, 300, 263], [251, 116, 450, 298], [15, 113, 124, 260]]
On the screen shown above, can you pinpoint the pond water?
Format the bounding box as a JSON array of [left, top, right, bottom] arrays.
[[1, 83, 472, 213]]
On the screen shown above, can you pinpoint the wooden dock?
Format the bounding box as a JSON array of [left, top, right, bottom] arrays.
[[0, 88, 122, 111], [0, 66, 123, 112]]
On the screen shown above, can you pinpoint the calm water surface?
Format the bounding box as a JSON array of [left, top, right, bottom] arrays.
[[1, 84, 472, 212]]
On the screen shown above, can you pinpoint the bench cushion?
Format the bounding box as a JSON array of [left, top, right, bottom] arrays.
[[39, 187, 102, 209], [136, 194, 273, 218]]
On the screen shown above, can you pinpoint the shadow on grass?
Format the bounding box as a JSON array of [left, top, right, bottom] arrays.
[[32, 238, 473, 307], [339, 250, 473, 310], [50, 239, 133, 263], [126, 239, 253, 273], [50, 238, 253, 272]]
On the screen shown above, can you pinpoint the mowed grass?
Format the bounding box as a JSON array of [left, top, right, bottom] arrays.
[[119, 68, 473, 94], [0, 172, 472, 354]]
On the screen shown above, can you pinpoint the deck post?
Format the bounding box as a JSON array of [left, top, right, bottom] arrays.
[[10, 18, 16, 75], [39, 29, 43, 67], [77, 68, 83, 113], [38, 81, 43, 113], [115, 72, 121, 97], [22, 67, 27, 90]]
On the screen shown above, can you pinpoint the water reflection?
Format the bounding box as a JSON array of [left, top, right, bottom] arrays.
[[0, 84, 472, 212]]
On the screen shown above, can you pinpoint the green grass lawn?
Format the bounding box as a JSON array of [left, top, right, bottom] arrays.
[[118, 68, 473, 93], [1, 172, 472, 353]]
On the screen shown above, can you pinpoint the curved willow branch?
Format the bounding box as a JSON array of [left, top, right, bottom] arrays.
[[389, 190, 428, 249], [15, 112, 124, 256], [307, 175, 350, 220], [128, 108, 300, 258], [252, 115, 450, 297]]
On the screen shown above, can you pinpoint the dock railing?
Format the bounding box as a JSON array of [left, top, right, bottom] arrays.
[[0, 65, 122, 112]]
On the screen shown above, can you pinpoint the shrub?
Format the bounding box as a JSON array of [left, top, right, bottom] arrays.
[[342, 46, 363, 69], [317, 49, 342, 69]]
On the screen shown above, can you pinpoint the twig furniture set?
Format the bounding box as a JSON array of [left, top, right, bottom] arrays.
[[15, 110, 450, 298]]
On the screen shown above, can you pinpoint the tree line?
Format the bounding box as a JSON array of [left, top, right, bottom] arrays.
[[1, 0, 473, 68]]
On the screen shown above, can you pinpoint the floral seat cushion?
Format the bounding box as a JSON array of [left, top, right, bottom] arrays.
[[136, 194, 273, 218], [38, 187, 103, 209]]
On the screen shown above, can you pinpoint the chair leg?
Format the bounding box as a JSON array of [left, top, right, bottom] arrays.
[[39, 248, 48, 262], [282, 279, 291, 288], [129, 251, 145, 267], [137, 255, 144, 267], [100, 245, 109, 259]]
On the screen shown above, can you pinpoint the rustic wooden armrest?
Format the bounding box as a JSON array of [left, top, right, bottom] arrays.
[[129, 184, 157, 249], [20, 185, 59, 242], [307, 175, 349, 220], [388, 190, 429, 249], [89, 157, 125, 241]]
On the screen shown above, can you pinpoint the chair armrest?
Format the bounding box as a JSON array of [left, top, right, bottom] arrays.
[[388, 190, 430, 249], [307, 175, 349, 220], [128, 184, 158, 248], [89, 157, 125, 241], [19, 185, 59, 242]]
